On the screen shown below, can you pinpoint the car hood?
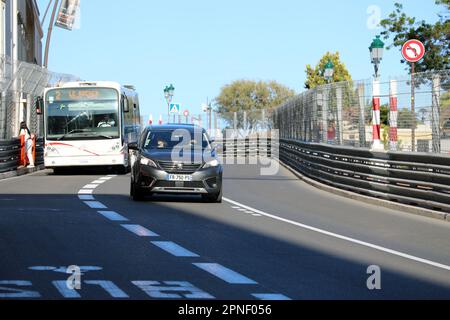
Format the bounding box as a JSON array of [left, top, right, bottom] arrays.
[[141, 149, 216, 163]]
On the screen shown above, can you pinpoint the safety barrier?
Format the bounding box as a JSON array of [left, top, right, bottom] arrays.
[[279, 139, 450, 213], [0, 137, 44, 173], [219, 138, 273, 158]]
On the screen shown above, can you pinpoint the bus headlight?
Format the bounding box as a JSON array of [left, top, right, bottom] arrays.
[[140, 156, 157, 168]]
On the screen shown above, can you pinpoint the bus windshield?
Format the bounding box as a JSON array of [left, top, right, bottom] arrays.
[[45, 88, 120, 141]]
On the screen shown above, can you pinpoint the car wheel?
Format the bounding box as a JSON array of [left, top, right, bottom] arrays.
[[130, 182, 145, 201], [202, 188, 222, 203]]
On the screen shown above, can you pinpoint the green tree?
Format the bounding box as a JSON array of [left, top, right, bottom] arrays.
[[215, 80, 295, 131], [304, 52, 352, 89], [380, 1, 450, 73]]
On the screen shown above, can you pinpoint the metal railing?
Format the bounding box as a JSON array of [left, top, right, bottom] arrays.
[[0, 137, 45, 173], [279, 139, 450, 214]]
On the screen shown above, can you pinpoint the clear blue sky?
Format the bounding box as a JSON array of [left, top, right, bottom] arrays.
[[37, 0, 442, 120]]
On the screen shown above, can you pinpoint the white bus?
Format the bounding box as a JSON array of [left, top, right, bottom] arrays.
[[36, 81, 141, 173]]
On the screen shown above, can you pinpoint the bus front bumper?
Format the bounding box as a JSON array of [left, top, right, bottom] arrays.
[[45, 155, 126, 168]]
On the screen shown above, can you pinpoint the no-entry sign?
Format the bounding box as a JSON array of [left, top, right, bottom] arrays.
[[402, 40, 425, 63]]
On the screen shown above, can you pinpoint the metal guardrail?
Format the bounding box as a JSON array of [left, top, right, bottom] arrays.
[[0, 139, 21, 173], [0, 137, 44, 173], [219, 138, 273, 158], [279, 139, 450, 213]]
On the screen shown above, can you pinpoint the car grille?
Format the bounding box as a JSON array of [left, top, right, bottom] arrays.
[[157, 161, 203, 174], [153, 181, 205, 188]]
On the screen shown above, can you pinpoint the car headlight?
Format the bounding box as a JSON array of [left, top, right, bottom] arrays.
[[140, 156, 157, 168], [203, 159, 220, 169]]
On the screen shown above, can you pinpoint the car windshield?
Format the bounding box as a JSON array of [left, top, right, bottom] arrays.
[[45, 88, 120, 141], [143, 130, 211, 151]]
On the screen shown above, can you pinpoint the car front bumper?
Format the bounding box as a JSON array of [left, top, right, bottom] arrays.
[[136, 165, 223, 195]]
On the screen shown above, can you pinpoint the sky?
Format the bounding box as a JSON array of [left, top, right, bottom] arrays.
[[37, 0, 443, 120]]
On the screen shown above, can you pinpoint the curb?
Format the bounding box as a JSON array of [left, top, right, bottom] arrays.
[[0, 164, 46, 181], [279, 161, 450, 223]]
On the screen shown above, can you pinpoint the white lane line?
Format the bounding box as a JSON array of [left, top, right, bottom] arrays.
[[107, 175, 118, 177], [252, 293, 291, 301], [252, 214, 262, 217], [84, 201, 107, 209], [78, 189, 93, 195], [121, 224, 159, 237], [0, 281, 41, 298], [99, 177, 113, 181], [231, 206, 241, 209], [98, 211, 129, 222], [193, 263, 258, 285], [91, 180, 106, 184], [224, 197, 450, 272], [151, 241, 200, 257], [83, 184, 100, 189], [78, 195, 95, 201], [237, 209, 247, 212]]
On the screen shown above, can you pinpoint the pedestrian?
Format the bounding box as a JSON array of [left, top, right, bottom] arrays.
[[19, 121, 35, 168]]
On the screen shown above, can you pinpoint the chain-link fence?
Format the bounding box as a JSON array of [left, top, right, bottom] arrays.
[[273, 70, 450, 154], [0, 55, 79, 139]]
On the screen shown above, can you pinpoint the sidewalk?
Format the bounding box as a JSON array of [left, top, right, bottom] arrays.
[[0, 165, 45, 181]]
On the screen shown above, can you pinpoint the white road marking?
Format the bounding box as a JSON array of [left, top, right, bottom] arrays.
[[224, 197, 450, 272], [52, 281, 81, 298], [97, 211, 129, 222], [0, 281, 41, 298], [151, 241, 200, 257], [132, 281, 215, 299], [83, 184, 100, 189], [231, 206, 241, 209], [107, 175, 118, 177], [78, 189, 93, 195], [84, 281, 129, 298], [252, 293, 291, 301], [91, 180, 106, 184], [78, 195, 95, 201], [252, 214, 262, 217], [84, 201, 107, 209], [193, 263, 258, 285], [99, 177, 113, 181], [121, 225, 159, 237]]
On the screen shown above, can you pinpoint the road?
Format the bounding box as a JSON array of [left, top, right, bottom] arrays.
[[1, 162, 450, 300]]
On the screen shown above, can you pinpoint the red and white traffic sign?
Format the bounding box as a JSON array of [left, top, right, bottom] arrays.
[[183, 110, 190, 117], [402, 40, 425, 63]]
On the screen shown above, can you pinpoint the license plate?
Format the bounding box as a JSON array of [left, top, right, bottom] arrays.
[[167, 175, 193, 182]]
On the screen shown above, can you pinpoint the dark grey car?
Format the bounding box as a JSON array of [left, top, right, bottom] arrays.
[[128, 124, 223, 203]]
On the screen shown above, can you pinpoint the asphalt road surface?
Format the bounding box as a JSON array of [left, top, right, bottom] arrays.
[[1, 163, 450, 300]]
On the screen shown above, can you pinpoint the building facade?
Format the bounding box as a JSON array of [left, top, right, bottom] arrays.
[[0, 0, 44, 139]]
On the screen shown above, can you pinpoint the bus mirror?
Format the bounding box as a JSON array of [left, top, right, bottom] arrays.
[[128, 142, 138, 151], [122, 97, 130, 113], [36, 97, 44, 115]]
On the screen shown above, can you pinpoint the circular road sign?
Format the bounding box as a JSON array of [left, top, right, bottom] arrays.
[[183, 110, 190, 117], [402, 40, 425, 63]]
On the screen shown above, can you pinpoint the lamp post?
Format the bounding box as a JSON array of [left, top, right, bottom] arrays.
[[324, 60, 335, 84], [322, 61, 334, 144], [164, 84, 175, 123], [369, 35, 385, 151]]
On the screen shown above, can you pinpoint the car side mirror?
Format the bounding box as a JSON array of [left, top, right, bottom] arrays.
[[128, 142, 139, 151], [36, 97, 44, 115]]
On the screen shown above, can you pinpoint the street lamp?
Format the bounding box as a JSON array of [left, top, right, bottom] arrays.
[[324, 60, 335, 83], [164, 84, 175, 123], [369, 35, 385, 79]]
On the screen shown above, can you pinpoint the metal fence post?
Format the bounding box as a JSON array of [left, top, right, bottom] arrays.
[[322, 86, 328, 144], [432, 74, 441, 153], [357, 83, 366, 148], [389, 80, 398, 152], [371, 78, 384, 151], [336, 85, 343, 145]]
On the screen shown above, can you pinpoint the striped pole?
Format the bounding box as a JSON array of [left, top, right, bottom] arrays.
[[371, 79, 384, 151], [158, 114, 163, 125], [389, 80, 398, 151], [148, 114, 153, 125]]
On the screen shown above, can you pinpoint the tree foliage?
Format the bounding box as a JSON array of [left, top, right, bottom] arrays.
[[304, 52, 352, 89], [380, 1, 450, 73]]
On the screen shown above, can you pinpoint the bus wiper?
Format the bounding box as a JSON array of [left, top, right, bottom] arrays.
[[57, 129, 91, 141], [90, 134, 114, 140]]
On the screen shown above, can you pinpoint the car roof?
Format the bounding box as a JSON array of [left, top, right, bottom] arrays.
[[145, 124, 205, 132]]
